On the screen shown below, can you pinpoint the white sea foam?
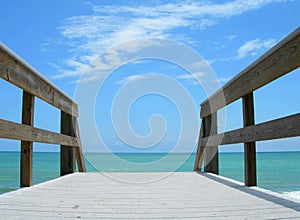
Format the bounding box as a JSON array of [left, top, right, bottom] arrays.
[[282, 191, 300, 200]]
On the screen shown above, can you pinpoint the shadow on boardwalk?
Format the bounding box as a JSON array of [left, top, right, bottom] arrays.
[[200, 172, 300, 212]]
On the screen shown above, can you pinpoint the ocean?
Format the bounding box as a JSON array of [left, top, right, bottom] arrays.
[[0, 151, 299, 200]]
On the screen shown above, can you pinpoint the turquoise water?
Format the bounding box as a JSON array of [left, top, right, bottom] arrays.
[[0, 152, 299, 198]]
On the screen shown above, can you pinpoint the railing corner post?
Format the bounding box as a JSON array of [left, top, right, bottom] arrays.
[[204, 113, 219, 175], [194, 119, 205, 171]]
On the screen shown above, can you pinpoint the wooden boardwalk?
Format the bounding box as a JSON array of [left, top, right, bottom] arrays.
[[0, 172, 299, 219]]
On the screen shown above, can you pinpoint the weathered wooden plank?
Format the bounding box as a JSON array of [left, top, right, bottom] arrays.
[[60, 111, 76, 176], [0, 173, 299, 219], [20, 91, 35, 187], [201, 113, 300, 146], [74, 120, 86, 172], [0, 43, 78, 117], [201, 27, 300, 117], [203, 113, 219, 174], [242, 92, 257, 187], [0, 205, 298, 219], [0, 119, 78, 146], [194, 120, 204, 171], [0, 202, 294, 213]]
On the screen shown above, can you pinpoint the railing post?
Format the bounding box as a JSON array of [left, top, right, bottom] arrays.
[[20, 91, 35, 187], [204, 112, 219, 174], [242, 92, 257, 186], [60, 111, 76, 176], [74, 119, 87, 172], [194, 120, 205, 171]]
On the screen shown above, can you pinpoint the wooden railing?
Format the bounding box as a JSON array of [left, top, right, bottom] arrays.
[[194, 27, 300, 186], [0, 43, 86, 187]]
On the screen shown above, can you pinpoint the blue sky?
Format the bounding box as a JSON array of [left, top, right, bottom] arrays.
[[0, 0, 299, 153]]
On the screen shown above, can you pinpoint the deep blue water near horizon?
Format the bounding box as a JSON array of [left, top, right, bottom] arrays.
[[0, 151, 299, 199]]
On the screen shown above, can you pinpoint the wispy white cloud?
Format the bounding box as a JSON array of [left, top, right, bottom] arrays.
[[213, 37, 277, 62], [177, 72, 206, 80], [92, 0, 288, 19], [198, 19, 217, 30], [176, 71, 214, 86], [53, 0, 287, 79], [116, 75, 147, 85], [177, 72, 231, 85], [237, 38, 276, 59], [52, 56, 94, 79], [225, 35, 237, 41], [69, 74, 102, 84]]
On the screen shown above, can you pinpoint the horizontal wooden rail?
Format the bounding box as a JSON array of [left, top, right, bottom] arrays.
[[0, 119, 78, 147], [0, 43, 78, 117], [201, 27, 300, 117], [201, 113, 300, 146]]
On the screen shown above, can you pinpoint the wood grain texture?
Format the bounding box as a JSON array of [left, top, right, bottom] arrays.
[[203, 113, 218, 174], [201, 113, 300, 146], [0, 119, 78, 147], [74, 120, 87, 172], [0, 43, 86, 181], [201, 27, 300, 117], [20, 91, 35, 187], [0, 172, 299, 219], [60, 111, 76, 176], [194, 120, 204, 171], [0, 43, 78, 117], [242, 93, 257, 187]]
